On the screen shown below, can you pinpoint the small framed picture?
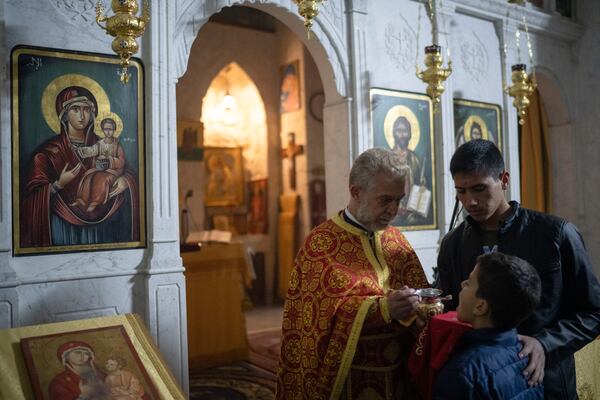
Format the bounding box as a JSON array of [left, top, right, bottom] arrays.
[[177, 120, 203, 161], [453, 99, 502, 152], [248, 179, 268, 234], [370, 88, 436, 231], [21, 324, 161, 399], [280, 60, 301, 113], [204, 147, 245, 207]]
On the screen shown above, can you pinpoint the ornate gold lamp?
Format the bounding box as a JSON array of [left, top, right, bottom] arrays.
[[416, 45, 452, 110], [96, 0, 150, 83], [505, 64, 536, 125], [292, 0, 324, 37], [415, 0, 452, 110], [503, 0, 537, 125]]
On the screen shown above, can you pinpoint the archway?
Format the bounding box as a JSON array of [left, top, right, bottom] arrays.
[[173, 0, 352, 212], [175, 4, 335, 380], [533, 68, 577, 222]]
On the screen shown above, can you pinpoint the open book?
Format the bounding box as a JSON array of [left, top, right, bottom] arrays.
[[185, 230, 232, 245], [407, 184, 431, 218]]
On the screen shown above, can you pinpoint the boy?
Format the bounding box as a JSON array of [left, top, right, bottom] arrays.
[[72, 116, 126, 212], [433, 252, 543, 399], [437, 139, 600, 398]]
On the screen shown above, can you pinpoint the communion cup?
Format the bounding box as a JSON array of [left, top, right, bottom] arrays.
[[415, 288, 446, 320]]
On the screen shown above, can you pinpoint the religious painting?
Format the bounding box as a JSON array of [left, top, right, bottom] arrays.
[[204, 147, 245, 207], [453, 99, 502, 152], [21, 324, 160, 400], [280, 60, 301, 113], [248, 179, 268, 234], [11, 46, 146, 256], [370, 88, 436, 230], [177, 120, 203, 161]]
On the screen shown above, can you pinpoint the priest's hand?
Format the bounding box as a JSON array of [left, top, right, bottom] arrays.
[[387, 286, 420, 321], [517, 334, 545, 386]]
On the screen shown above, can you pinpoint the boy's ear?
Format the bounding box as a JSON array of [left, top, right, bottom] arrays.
[[472, 298, 490, 317], [500, 170, 510, 190]]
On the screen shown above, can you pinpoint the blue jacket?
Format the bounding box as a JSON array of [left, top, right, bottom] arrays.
[[432, 328, 543, 400], [437, 202, 600, 398]]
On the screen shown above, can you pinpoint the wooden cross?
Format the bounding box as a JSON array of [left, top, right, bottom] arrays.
[[281, 132, 304, 190]]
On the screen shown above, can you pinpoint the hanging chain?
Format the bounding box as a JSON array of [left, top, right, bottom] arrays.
[[439, 0, 451, 62], [501, 8, 511, 89], [428, 0, 435, 44], [515, 27, 521, 65], [415, 1, 423, 71], [523, 12, 536, 86]]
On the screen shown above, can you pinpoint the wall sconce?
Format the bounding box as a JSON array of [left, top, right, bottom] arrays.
[[96, 0, 150, 83]]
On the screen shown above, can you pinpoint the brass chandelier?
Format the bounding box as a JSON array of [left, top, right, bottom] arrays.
[[416, 0, 452, 110], [96, 0, 150, 83], [503, 0, 537, 125], [292, 0, 324, 37]]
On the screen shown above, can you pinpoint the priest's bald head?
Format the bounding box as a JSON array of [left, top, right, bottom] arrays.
[[347, 148, 408, 231]]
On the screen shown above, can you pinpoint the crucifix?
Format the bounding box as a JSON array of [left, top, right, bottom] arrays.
[[281, 132, 304, 190]]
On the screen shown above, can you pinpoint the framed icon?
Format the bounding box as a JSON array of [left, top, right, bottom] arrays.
[[370, 88, 436, 230], [11, 45, 146, 255], [204, 147, 245, 207], [453, 99, 502, 152]]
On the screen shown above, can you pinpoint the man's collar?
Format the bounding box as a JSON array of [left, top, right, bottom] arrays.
[[343, 208, 373, 235], [465, 201, 520, 232]]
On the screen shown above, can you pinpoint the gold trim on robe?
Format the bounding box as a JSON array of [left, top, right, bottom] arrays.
[[276, 212, 428, 400]]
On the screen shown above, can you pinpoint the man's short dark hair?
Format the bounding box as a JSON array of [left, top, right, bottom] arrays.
[[450, 139, 504, 179], [476, 252, 541, 331]]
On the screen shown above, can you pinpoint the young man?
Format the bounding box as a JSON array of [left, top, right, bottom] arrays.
[[433, 252, 543, 399], [436, 139, 600, 399], [277, 148, 429, 400]]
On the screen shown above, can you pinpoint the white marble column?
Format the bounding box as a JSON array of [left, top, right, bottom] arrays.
[[346, 0, 370, 156], [140, 0, 189, 394], [323, 98, 353, 213], [433, 0, 458, 235]]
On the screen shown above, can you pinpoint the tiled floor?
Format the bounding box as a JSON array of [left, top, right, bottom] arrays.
[[245, 306, 283, 333]]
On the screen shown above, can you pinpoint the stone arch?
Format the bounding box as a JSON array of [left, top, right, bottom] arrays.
[[173, 0, 348, 103], [533, 66, 577, 222], [173, 0, 353, 213], [201, 61, 269, 180]]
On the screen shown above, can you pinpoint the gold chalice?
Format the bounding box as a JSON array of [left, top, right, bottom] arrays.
[[415, 288, 450, 319]]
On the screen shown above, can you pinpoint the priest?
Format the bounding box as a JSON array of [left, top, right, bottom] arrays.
[[276, 148, 429, 400]]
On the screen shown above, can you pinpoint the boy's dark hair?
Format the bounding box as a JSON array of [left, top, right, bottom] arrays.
[[476, 252, 541, 331], [450, 139, 504, 179]]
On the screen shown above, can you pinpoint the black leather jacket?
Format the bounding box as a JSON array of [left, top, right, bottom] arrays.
[[436, 201, 600, 399]]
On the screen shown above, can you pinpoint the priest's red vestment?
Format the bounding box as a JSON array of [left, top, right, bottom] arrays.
[[276, 213, 428, 400]]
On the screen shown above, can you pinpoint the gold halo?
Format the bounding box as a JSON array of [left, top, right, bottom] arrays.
[[41, 74, 111, 134], [94, 111, 124, 138], [383, 105, 420, 151], [464, 115, 489, 142]]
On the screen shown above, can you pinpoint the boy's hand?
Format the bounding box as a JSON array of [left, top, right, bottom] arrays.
[[517, 334, 545, 386]]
